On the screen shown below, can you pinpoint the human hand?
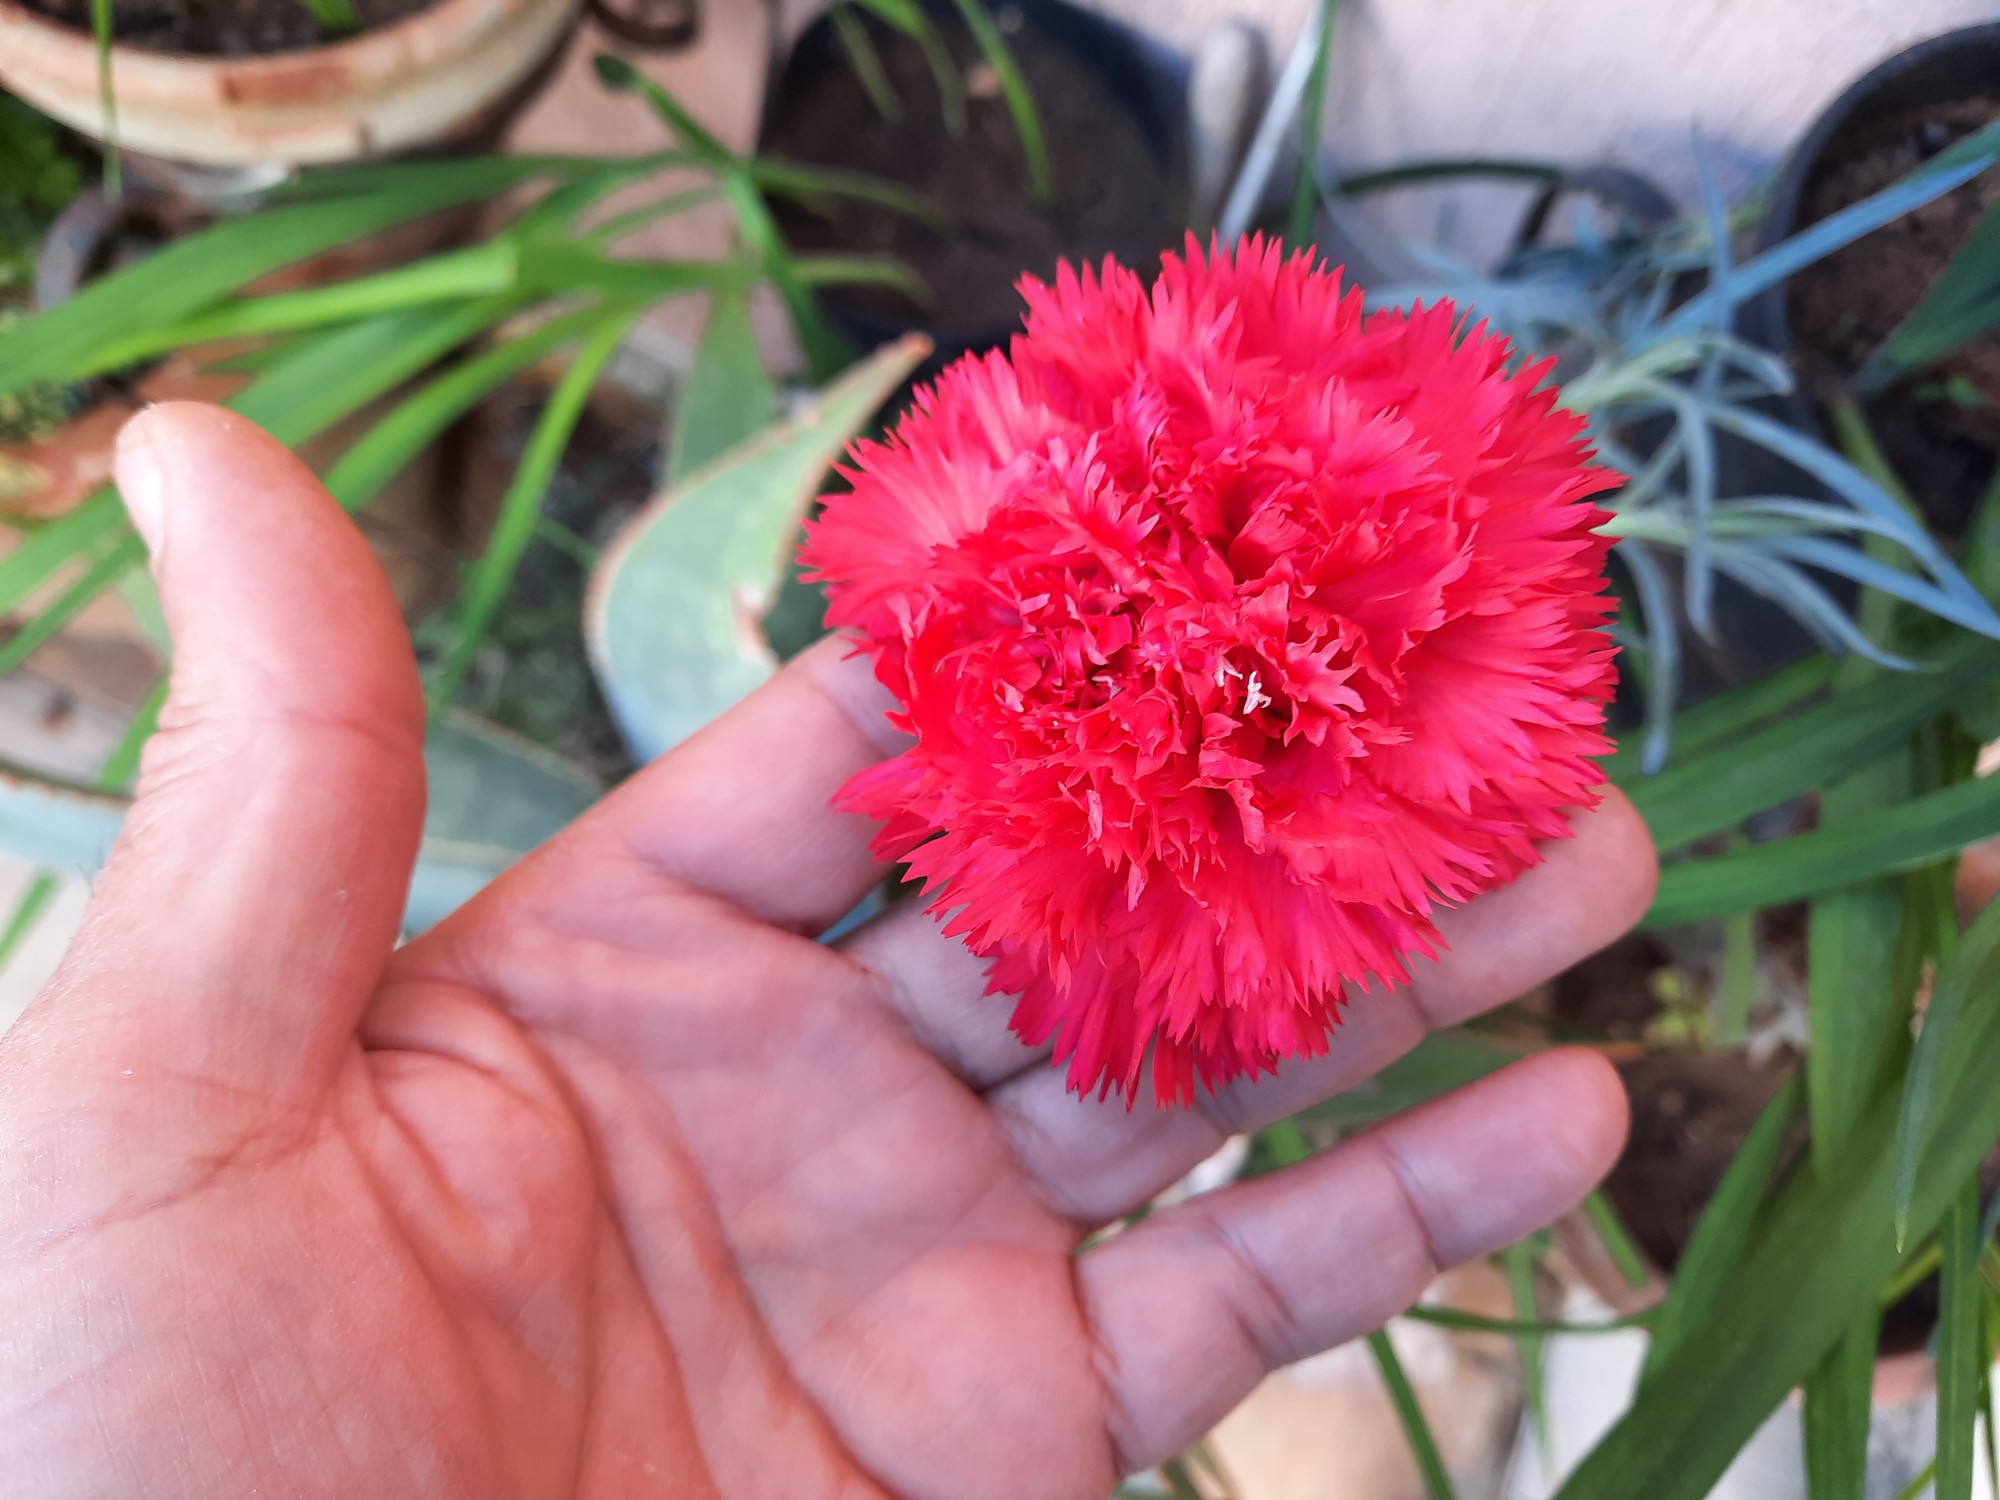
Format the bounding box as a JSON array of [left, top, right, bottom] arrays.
[[0, 403, 1656, 1499]]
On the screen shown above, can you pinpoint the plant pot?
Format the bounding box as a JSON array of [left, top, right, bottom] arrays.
[[757, 0, 1187, 372], [1744, 21, 2000, 544], [0, 0, 583, 168]]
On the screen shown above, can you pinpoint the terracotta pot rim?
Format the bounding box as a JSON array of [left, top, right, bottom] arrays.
[[0, 0, 545, 77], [0, 0, 581, 165]]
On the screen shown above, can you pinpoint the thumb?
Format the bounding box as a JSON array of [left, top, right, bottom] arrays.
[[19, 403, 426, 1115]]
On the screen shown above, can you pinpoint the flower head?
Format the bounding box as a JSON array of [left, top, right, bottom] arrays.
[[802, 236, 1618, 1107]]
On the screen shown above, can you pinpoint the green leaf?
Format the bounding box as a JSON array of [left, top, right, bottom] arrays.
[[1641, 1072, 1804, 1378], [1399, 1306, 1655, 1337], [947, 0, 1052, 204], [1287, 0, 1339, 246], [746, 156, 951, 234], [1626, 635, 2000, 852], [668, 290, 777, 484], [1864, 197, 2000, 389], [430, 309, 638, 713], [0, 178, 532, 401], [0, 533, 146, 676], [851, 0, 967, 134], [1643, 771, 2000, 929], [1606, 653, 1834, 785], [1807, 750, 1914, 1172], [832, 4, 905, 122], [1367, 1329, 1456, 1500], [81, 242, 521, 373], [1894, 894, 2000, 1241], [323, 305, 625, 513], [1554, 940, 2000, 1500], [587, 334, 928, 761], [0, 488, 129, 620], [1501, 1239, 1549, 1462], [1583, 1190, 1651, 1290], [0, 870, 58, 973], [1939, 1177, 1986, 1500], [1282, 1029, 1523, 1131], [1802, 1311, 1878, 1500]]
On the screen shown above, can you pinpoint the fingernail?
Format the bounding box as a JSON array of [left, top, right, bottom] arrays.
[[113, 408, 169, 551]]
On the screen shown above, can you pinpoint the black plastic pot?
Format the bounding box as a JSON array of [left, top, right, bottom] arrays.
[[1740, 21, 2000, 549], [758, 0, 1188, 374], [1744, 21, 2000, 359]]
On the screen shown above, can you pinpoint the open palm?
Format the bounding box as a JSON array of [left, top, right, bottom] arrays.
[[0, 405, 1655, 1499]]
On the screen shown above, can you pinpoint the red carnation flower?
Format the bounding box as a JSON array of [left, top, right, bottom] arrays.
[[802, 235, 1619, 1107]]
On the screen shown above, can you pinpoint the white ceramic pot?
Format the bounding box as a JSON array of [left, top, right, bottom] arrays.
[[0, 0, 580, 167]]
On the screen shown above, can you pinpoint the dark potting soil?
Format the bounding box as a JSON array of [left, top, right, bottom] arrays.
[[1788, 95, 2000, 541], [1551, 918, 1802, 1273], [23, 0, 440, 57], [760, 9, 1178, 344]]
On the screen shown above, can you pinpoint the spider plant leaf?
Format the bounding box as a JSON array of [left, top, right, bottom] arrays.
[[1643, 772, 2000, 928], [586, 334, 928, 761]]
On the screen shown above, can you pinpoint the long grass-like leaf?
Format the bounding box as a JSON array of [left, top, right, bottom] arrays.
[[852, 0, 968, 134], [324, 305, 625, 513], [948, 0, 1053, 205], [1286, 0, 1338, 247], [1802, 1312, 1878, 1500], [832, 5, 905, 121], [81, 242, 521, 373], [1367, 1329, 1456, 1500], [1893, 896, 2000, 1242], [430, 310, 636, 711], [0, 870, 58, 974], [1401, 1306, 1655, 1337], [1642, 1073, 1804, 1378], [0, 185, 528, 401], [0, 533, 146, 676], [1605, 653, 1833, 785], [1645, 773, 2000, 928], [1863, 196, 2000, 390], [1940, 1178, 1986, 1500]]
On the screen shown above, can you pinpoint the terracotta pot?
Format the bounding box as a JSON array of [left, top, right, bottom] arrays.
[[0, 0, 581, 167]]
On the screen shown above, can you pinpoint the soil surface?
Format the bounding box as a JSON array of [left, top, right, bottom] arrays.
[[1551, 920, 1801, 1273], [24, 0, 440, 57], [760, 8, 1178, 346], [1788, 95, 2000, 541]]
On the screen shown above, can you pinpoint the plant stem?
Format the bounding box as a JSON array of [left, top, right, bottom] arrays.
[[1286, 0, 1338, 247]]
